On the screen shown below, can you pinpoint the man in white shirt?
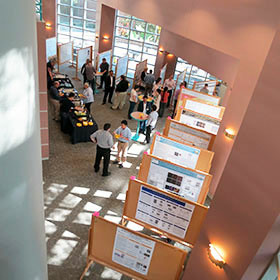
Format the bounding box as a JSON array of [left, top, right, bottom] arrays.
[[145, 105, 158, 144], [200, 83, 209, 94], [83, 82, 94, 113], [163, 75, 176, 107]]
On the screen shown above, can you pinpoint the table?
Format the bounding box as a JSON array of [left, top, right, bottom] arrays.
[[138, 95, 153, 102], [130, 111, 148, 141]]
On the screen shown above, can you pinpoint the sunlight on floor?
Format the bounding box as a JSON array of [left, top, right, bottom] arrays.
[[83, 202, 102, 212], [47, 208, 72, 222], [73, 212, 93, 225], [71, 186, 90, 195], [59, 193, 82, 208], [45, 220, 57, 235], [93, 190, 112, 198], [62, 230, 79, 239], [44, 183, 68, 205], [100, 267, 122, 280], [116, 193, 126, 201]]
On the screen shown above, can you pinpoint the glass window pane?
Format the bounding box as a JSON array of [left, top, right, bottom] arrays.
[[147, 64, 155, 72], [58, 5, 71, 16], [73, 0, 84, 8], [143, 44, 157, 55], [83, 30, 95, 40], [72, 18, 83, 28], [73, 7, 83, 18], [86, 0, 96, 10], [142, 53, 156, 65], [117, 11, 131, 18], [71, 27, 83, 38], [58, 0, 71, 4], [131, 20, 146, 32], [130, 31, 144, 42], [58, 25, 70, 35], [86, 10, 96, 20], [116, 27, 130, 38], [128, 60, 137, 71], [129, 40, 143, 52], [83, 40, 94, 48], [128, 50, 142, 61], [145, 33, 159, 45], [146, 23, 157, 34], [114, 47, 128, 57], [73, 38, 83, 48], [127, 69, 135, 78], [191, 66, 207, 78], [116, 17, 131, 28], [207, 73, 217, 80], [58, 15, 70, 25], [57, 34, 70, 44], [112, 56, 119, 65], [114, 37, 128, 49], [85, 20, 95, 31]]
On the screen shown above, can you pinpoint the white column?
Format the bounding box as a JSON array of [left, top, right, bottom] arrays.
[[0, 0, 48, 279]]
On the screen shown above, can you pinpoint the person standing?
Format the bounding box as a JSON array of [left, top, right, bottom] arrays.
[[113, 120, 132, 168], [49, 81, 61, 121], [111, 75, 129, 110], [128, 85, 139, 119], [85, 61, 96, 92], [200, 83, 209, 94], [172, 82, 184, 119], [98, 58, 109, 89], [159, 87, 169, 117], [81, 59, 90, 84], [137, 95, 151, 133], [144, 70, 155, 95], [83, 82, 94, 114], [47, 58, 56, 90], [145, 105, 158, 144], [140, 67, 148, 91], [153, 88, 161, 112], [163, 75, 176, 107], [152, 77, 162, 97], [103, 70, 115, 104], [90, 123, 114, 177]]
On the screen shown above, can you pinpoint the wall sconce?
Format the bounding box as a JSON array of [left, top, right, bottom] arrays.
[[45, 22, 52, 30], [159, 47, 164, 53], [102, 35, 110, 41], [208, 244, 226, 269], [224, 128, 235, 140]]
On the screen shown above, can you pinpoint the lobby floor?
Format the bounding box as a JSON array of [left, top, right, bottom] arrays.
[[43, 65, 170, 279]]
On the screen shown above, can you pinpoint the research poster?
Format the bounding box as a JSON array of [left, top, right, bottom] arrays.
[[168, 122, 210, 150], [46, 37, 57, 62], [147, 158, 206, 202], [179, 110, 220, 135], [136, 186, 195, 239], [194, 80, 217, 95], [181, 88, 220, 106], [160, 64, 167, 83], [98, 49, 112, 69], [185, 99, 222, 120], [116, 55, 129, 79], [112, 227, 155, 275], [134, 60, 147, 85], [59, 42, 72, 64], [152, 135, 200, 169], [77, 46, 91, 69], [176, 70, 186, 90]]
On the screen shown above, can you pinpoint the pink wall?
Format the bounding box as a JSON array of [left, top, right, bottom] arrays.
[[42, 0, 56, 38]]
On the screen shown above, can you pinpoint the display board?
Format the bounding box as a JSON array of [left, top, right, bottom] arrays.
[[115, 55, 129, 79], [122, 179, 208, 245], [57, 41, 73, 65], [96, 49, 112, 70], [163, 118, 215, 150], [80, 216, 187, 280], [150, 134, 214, 173], [138, 153, 212, 204], [183, 98, 225, 121], [193, 80, 217, 95], [160, 63, 167, 84], [175, 70, 187, 90], [133, 59, 148, 87], [175, 108, 221, 135], [46, 37, 57, 62], [77, 46, 92, 69]]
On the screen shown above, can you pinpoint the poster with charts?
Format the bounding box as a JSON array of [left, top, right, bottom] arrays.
[[152, 135, 200, 169], [77, 46, 91, 69], [116, 55, 129, 79], [136, 186, 195, 238], [147, 158, 206, 202], [179, 110, 220, 135], [112, 227, 155, 276]]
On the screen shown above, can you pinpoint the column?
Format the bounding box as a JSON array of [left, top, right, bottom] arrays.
[[0, 0, 48, 279]]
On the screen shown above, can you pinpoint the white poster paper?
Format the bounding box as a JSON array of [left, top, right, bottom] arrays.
[[116, 55, 129, 79], [179, 110, 220, 135], [46, 37, 57, 62], [136, 186, 195, 238], [77, 46, 91, 69], [160, 64, 167, 84], [147, 158, 206, 202], [152, 135, 200, 169], [175, 70, 186, 90], [98, 50, 112, 69], [185, 99, 223, 120], [181, 88, 220, 106], [194, 80, 217, 95], [112, 227, 155, 275], [59, 42, 72, 64]]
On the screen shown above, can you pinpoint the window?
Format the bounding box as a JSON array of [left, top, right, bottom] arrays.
[[174, 57, 221, 89], [112, 10, 161, 78], [56, 0, 97, 62]]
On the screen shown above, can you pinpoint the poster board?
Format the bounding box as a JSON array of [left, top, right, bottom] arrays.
[[193, 80, 217, 95], [57, 41, 73, 66], [183, 98, 225, 121], [115, 55, 129, 80], [150, 134, 214, 173], [163, 118, 215, 150], [80, 216, 187, 280], [138, 153, 212, 204], [122, 179, 208, 245], [96, 49, 112, 71], [175, 108, 221, 135], [175, 70, 187, 90], [133, 59, 148, 87], [159, 63, 167, 84], [46, 37, 57, 62], [77, 46, 92, 69]]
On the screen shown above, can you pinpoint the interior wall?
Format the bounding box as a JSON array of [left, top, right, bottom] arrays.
[[42, 0, 56, 38]]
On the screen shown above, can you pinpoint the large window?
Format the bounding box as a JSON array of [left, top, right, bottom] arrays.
[[57, 0, 97, 62], [112, 10, 161, 78], [174, 58, 220, 89]]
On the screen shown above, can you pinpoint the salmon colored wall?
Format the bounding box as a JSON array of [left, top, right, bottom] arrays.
[[42, 0, 56, 38]]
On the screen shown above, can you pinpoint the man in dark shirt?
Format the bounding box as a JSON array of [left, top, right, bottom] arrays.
[[137, 95, 152, 133], [103, 70, 115, 104], [111, 75, 129, 110], [60, 92, 76, 113], [49, 81, 61, 121], [47, 59, 56, 89], [98, 58, 109, 89]]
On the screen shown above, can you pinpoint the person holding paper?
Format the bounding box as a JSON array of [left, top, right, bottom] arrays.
[[98, 58, 109, 89], [163, 75, 176, 107], [111, 75, 129, 110], [145, 105, 158, 144], [200, 83, 209, 94], [113, 120, 132, 168]]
